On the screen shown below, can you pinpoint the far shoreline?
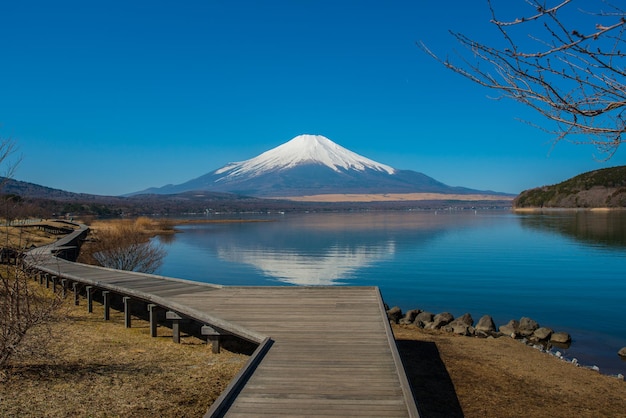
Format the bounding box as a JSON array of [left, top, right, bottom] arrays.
[[513, 207, 626, 213], [271, 192, 515, 203], [174, 218, 275, 224]]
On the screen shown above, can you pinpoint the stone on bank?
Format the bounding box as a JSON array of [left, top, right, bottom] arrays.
[[386, 306, 572, 348]]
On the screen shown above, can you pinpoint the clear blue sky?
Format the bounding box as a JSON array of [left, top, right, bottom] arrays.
[[1, 0, 624, 196]]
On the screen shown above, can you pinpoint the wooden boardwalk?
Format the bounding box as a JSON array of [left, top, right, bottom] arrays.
[[26, 224, 419, 417]]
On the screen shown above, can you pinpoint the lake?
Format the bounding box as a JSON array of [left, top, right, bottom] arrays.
[[154, 210, 626, 376]]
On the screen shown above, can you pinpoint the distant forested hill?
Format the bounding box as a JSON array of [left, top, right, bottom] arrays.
[[514, 166, 626, 208], [0, 177, 512, 218]]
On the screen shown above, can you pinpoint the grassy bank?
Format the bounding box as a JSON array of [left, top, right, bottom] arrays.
[[394, 325, 626, 418], [0, 295, 247, 417]]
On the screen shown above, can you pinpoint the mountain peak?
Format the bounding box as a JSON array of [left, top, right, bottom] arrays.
[[215, 134, 396, 180]]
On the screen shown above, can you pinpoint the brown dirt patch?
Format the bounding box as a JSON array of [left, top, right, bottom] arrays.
[[394, 324, 626, 418]]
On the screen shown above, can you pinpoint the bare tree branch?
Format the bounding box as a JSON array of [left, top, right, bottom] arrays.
[[85, 219, 166, 274], [419, 0, 626, 158], [0, 138, 64, 375], [0, 138, 20, 189]]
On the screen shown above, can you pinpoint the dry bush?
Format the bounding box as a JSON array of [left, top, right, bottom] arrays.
[[136, 217, 177, 233], [134, 216, 155, 231], [82, 219, 167, 274], [0, 263, 65, 377], [0, 138, 67, 378]]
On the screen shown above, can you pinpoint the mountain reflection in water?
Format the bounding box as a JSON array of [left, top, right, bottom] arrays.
[[158, 211, 476, 286], [217, 241, 396, 285]]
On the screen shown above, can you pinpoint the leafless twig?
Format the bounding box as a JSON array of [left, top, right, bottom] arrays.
[[419, 0, 626, 158]]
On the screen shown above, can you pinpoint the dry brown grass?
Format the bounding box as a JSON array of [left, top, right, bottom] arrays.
[[87, 217, 176, 235], [0, 295, 247, 417], [394, 324, 626, 418], [0, 223, 63, 249]]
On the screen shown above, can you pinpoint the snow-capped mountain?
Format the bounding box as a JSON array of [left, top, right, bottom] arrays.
[[214, 134, 395, 180], [133, 134, 498, 197]]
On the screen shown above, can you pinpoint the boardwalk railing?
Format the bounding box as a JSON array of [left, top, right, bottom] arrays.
[[26, 228, 266, 346]]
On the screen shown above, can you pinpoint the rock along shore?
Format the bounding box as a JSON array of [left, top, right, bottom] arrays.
[[386, 305, 626, 378], [387, 305, 570, 345]]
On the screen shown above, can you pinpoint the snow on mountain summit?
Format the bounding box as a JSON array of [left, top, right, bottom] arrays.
[[215, 134, 396, 180]]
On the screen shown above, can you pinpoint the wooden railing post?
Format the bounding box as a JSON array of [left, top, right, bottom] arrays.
[[72, 282, 80, 306], [52, 275, 57, 292], [147, 304, 159, 337], [123, 297, 132, 328], [61, 279, 67, 298], [85, 286, 93, 313], [102, 291, 110, 321], [166, 311, 183, 343], [202, 325, 222, 354]]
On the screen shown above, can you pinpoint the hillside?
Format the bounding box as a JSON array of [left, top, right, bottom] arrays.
[[513, 166, 626, 208], [0, 178, 273, 217]]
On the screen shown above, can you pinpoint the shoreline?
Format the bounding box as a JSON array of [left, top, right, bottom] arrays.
[[393, 324, 626, 417], [173, 218, 274, 224], [513, 207, 626, 212], [385, 305, 626, 379], [271, 192, 514, 202]]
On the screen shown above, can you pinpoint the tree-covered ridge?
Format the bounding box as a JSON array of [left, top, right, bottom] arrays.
[[514, 166, 626, 208]]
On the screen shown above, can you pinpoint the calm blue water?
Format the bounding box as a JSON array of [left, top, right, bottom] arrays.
[[155, 210, 626, 375]]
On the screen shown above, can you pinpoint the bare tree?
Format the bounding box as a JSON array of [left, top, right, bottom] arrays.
[[0, 263, 64, 371], [85, 219, 166, 274], [420, 0, 626, 158], [0, 139, 64, 374]]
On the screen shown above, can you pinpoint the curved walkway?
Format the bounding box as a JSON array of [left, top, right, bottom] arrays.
[[25, 222, 419, 417]]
